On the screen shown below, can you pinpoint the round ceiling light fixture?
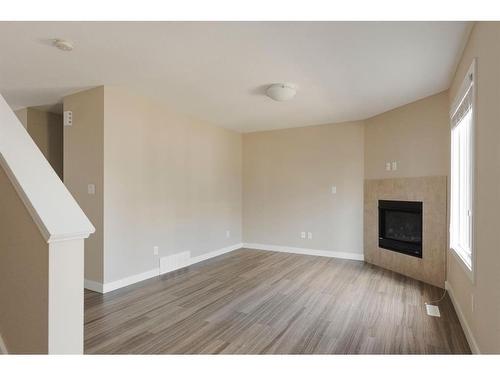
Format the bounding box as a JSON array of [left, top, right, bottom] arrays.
[[266, 83, 297, 102], [53, 39, 74, 51]]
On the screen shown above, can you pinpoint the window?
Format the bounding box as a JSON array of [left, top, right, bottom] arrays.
[[450, 60, 475, 274]]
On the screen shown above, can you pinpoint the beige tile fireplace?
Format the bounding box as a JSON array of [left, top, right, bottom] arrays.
[[364, 176, 447, 288]]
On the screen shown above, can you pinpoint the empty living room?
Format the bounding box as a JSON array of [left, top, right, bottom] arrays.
[[1, 1, 499, 373]]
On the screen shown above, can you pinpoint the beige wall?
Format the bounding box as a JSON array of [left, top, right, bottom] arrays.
[[0, 165, 49, 354], [362, 91, 450, 288], [64, 86, 243, 285], [364, 91, 449, 180], [64, 87, 104, 283], [14, 108, 63, 179], [14, 108, 28, 129], [26, 108, 63, 179], [102, 87, 242, 283], [57, 36, 499, 352], [243, 122, 364, 256], [242, 92, 450, 259], [447, 22, 500, 354]]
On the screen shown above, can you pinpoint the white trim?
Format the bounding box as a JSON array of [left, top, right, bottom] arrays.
[[0, 161, 93, 244], [0, 334, 7, 354], [242, 243, 364, 261], [0, 95, 95, 244], [48, 240, 85, 354], [158, 243, 243, 276], [189, 243, 243, 265], [449, 58, 476, 284], [86, 243, 244, 294], [47, 232, 95, 243], [102, 268, 160, 293], [85, 242, 363, 294], [449, 247, 474, 283], [445, 280, 480, 354], [450, 58, 476, 118]]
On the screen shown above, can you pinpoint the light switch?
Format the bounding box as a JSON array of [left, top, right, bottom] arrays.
[[63, 110, 73, 127], [331, 186, 337, 194], [307, 232, 312, 239], [301, 232, 306, 239], [87, 184, 95, 195], [391, 161, 398, 171], [386, 162, 391, 171]]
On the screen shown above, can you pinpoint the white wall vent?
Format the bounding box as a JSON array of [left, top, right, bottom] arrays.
[[160, 251, 191, 275]]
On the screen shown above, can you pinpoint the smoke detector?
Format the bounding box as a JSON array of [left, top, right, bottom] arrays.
[[53, 39, 74, 51], [266, 83, 297, 101]]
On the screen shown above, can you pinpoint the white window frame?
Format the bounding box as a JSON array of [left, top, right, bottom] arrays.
[[449, 58, 476, 283]]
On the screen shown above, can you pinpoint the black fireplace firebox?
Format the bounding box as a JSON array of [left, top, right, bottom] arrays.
[[378, 200, 423, 258]]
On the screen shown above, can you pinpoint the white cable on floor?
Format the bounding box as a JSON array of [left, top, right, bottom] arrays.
[[426, 289, 447, 305], [426, 257, 448, 306]]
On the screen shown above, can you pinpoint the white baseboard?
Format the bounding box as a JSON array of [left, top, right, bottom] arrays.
[[160, 251, 191, 274], [0, 334, 7, 354], [445, 280, 480, 354], [85, 243, 243, 294], [102, 268, 160, 293], [159, 243, 243, 276], [84, 242, 361, 294], [190, 243, 243, 265], [242, 243, 364, 261]]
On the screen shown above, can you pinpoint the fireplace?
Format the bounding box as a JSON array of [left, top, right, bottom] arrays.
[[378, 200, 423, 258]]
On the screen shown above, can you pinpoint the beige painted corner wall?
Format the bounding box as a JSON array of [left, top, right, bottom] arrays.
[[362, 89, 450, 289], [27, 109, 63, 179], [0, 165, 49, 354], [103, 87, 242, 283], [446, 22, 500, 354], [364, 91, 450, 179], [14, 108, 28, 129], [63, 87, 104, 283], [14, 108, 63, 179], [243, 122, 364, 256]]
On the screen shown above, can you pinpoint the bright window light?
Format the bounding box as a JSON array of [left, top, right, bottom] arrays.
[[450, 61, 475, 273]]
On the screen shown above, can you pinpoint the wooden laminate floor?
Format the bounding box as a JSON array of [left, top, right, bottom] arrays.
[[84, 249, 470, 354]]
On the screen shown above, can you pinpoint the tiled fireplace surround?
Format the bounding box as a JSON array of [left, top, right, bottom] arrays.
[[364, 176, 447, 288]]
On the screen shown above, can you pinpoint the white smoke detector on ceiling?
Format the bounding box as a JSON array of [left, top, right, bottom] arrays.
[[266, 83, 297, 101], [53, 39, 74, 51]]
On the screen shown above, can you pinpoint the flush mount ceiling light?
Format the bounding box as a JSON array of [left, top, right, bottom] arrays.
[[266, 83, 297, 102], [53, 39, 74, 51]]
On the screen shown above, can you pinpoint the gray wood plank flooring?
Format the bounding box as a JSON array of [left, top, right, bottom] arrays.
[[84, 249, 470, 354]]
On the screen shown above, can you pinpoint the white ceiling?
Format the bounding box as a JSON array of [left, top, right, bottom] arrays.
[[0, 22, 471, 132]]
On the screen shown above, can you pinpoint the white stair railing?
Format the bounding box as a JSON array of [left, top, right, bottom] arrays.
[[0, 94, 94, 354]]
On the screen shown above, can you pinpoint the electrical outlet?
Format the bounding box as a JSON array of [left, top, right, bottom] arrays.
[[386, 162, 391, 171], [300, 232, 306, 239], [307, 232, 312, 239], [153, 246, 159, 256], [331, 185, 337, 194], [226, 230, 231, 238], [87, 184, 95, 195], [391, 161, 398, 171]]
